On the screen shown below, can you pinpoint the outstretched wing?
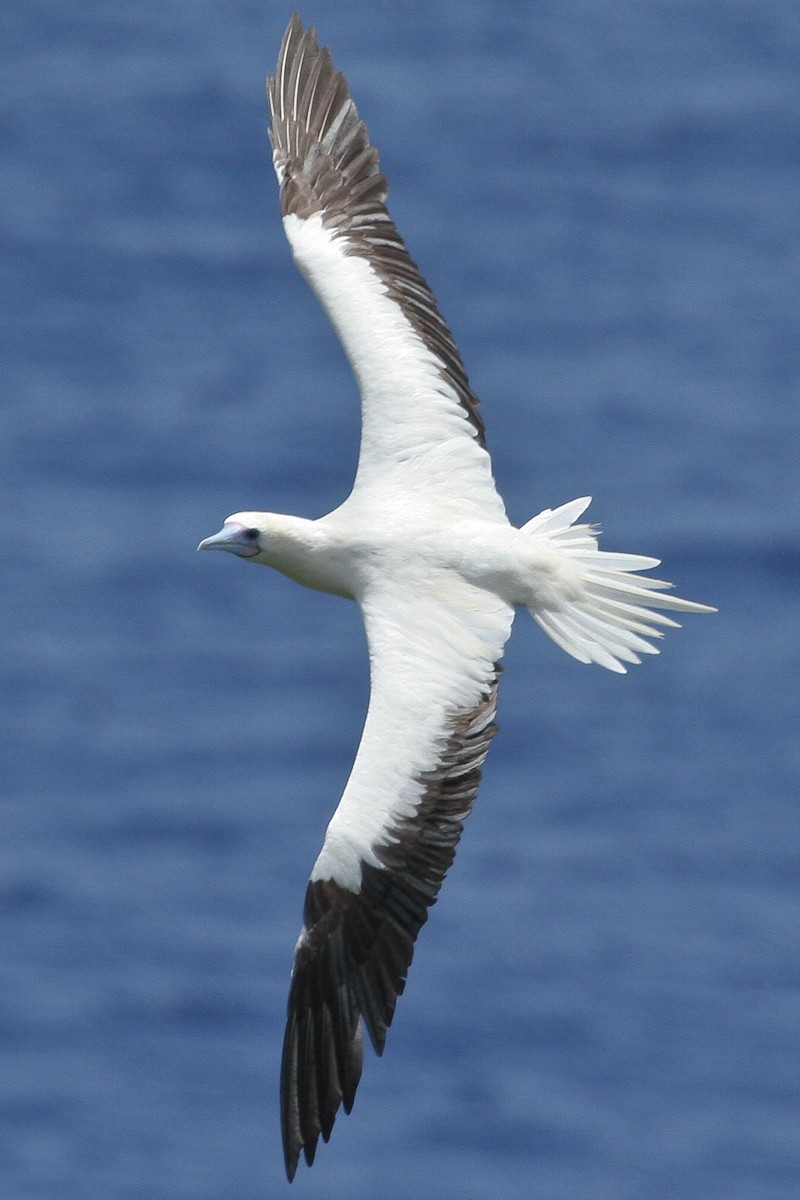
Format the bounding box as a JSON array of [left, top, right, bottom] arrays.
[[267, 16, 504, 516], [280, 579, 514, 1179]]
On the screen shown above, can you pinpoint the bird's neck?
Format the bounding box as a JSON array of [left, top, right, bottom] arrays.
[[257, 513, 354, 598]]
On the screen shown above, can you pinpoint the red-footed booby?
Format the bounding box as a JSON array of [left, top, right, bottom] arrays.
[[198, 14, 714, 1180]]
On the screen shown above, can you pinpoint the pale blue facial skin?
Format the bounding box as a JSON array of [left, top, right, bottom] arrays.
[[197, 522, 261, 558]]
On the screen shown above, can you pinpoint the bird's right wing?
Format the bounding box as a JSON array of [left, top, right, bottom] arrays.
[[280, 576, 514, 1178]]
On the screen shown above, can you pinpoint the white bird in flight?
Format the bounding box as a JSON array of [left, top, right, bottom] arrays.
[[199, 14, 714, 1180]]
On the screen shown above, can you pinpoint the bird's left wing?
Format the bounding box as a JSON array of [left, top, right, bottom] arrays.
[[280, 577, 514, 1178], [267, 16, 504, 517]]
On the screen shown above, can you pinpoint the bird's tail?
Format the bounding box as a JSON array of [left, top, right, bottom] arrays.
[[521, 497, 715, 673]]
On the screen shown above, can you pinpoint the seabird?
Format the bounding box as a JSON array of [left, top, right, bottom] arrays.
[[198, 14, 714, 1180]]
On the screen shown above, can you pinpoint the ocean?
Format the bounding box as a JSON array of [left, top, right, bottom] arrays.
[[2, 2, 798, 1197]]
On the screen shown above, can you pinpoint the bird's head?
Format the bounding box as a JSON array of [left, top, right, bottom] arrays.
[[197, 513, 270, 560]]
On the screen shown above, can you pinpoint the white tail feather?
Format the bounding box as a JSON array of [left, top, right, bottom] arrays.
[[522, 498, 715, 673]]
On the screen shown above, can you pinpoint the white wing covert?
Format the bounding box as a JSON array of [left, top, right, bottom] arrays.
[[267, 15, 505, 517], [280, 579, 514, 1178]]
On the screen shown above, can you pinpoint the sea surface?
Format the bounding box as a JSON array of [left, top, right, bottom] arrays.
[[2, 2, 799, 1198]]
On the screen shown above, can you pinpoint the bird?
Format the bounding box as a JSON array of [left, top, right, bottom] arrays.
[[198, 13, 715, 1181]]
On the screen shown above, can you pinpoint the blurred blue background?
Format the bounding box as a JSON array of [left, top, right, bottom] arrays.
[[2, 2, 798, 1197]]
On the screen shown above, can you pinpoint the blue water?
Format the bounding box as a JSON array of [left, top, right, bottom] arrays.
[[3, 2, 799, 1197]]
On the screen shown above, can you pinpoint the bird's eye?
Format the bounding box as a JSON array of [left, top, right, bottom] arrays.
[[244, 528, 260, 541]]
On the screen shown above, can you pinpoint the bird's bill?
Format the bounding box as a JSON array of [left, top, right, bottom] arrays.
[[197, 523, 259, 557]]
